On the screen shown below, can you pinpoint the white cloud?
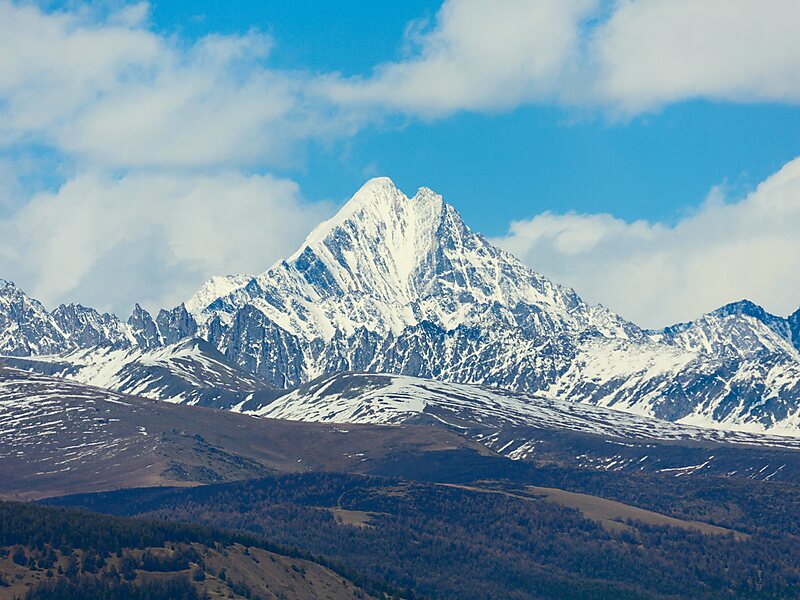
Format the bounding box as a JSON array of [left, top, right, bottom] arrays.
[[3, 0, 800, 167], [0, 2, 160, 142], [320, 0, 597, 116], [320, 0, 800, 117], [0, 1, 358, 170], [493, 158, 800, 328], [593, 0, 800, 113], [0, 171, 332, 315]]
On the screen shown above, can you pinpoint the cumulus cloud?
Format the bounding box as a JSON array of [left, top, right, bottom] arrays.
[[0, 1, 357, 170], [0, 172, 332, 315], [321, 0, 800, 116], [320, 0, 596, 116], [3, 0, 800, 164], [593, 0, 800, 113], [493, 158, 800, 328]]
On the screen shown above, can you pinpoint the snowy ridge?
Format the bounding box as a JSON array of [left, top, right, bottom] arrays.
[[0, 280, 198, 356], [0, 279, 72, 356], [257, 372, 800, 449], [52, 303, 136, 349], [651, 300, 800, 360], [548, 336, 800, 433], [185, 274, 253, 320], [3, 338, 275, 410], [257, 371, 800, 482]]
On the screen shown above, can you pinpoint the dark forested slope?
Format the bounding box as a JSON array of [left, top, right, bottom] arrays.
[[46, 472, 800, 600]]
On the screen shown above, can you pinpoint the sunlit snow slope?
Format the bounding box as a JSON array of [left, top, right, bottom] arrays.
[[255, 371, 800, 481]]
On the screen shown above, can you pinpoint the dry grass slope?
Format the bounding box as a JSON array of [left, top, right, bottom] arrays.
[[0, 542, 374, 600]]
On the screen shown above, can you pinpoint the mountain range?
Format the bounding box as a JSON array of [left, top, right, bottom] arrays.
[[2, 177, 800, 435]]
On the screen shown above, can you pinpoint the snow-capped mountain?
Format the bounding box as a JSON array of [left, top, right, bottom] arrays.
[[0, 279, 73, 356], [127, 303, 199, 349], [545, 335, 800, 432], [0, 279, 201, 356], [651, 299, 799, 359], [4, 337, 277, 410], [182, 178, 800, 433], [211, 178, 641, 342], [2, 177, 800, 435], [50, 303, 132, 349], [191, 178, 641, 388]]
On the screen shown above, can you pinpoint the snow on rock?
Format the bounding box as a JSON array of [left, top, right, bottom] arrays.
[[255, 371, 800, 449], [3, 338, 274, 410], [185, 274, 253, 319], [194, 178, 637, 343], [650, 300, 799, 360], [0, 280, 72, 356], [187, 178, 800, 434], [3, 178, 800, 436]]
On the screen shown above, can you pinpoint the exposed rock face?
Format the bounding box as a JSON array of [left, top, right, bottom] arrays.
[[127, 304, 162, 349], [51, 303, 130, 349], [0, 280, 70, 356], [218, 304, 304, 389], [0, 283, 197, 357], [156, 304, 198, 345], [789, 308, 800, 352]]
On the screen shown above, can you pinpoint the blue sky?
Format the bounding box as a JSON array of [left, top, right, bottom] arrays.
[[299, 102, 800, 234], [145, 0, 800, 233], [2, 0, 800, 326], [148, 1, 437, 74]]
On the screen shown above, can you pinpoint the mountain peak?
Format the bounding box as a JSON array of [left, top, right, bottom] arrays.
[[289, 177, 446, 263], [413, 185, 438, 198], [340, 175, 407, 212], [358, 175, 399, 193], [185, 274, 253, 315], [712, 299, 764, 316], [709, 299, 786, 327]]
